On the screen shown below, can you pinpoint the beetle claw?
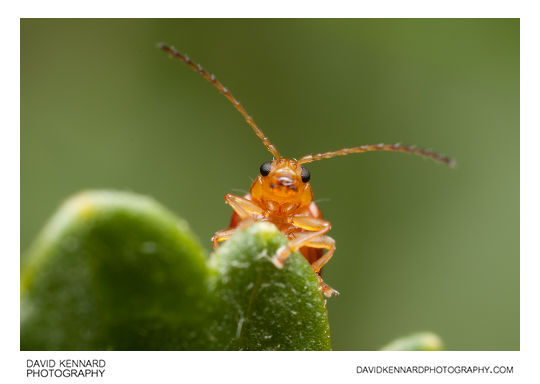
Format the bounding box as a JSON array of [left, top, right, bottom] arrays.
[[271, 256, 284, 269], [271, 245, 290, 269], [321, 286, 340, 298], [317, 275, 339, 298]]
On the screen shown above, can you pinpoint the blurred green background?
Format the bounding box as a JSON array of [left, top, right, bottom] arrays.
[[21, 19, 519, 350]]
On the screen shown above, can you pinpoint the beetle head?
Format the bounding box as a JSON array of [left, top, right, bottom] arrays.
[[250, 158, 313, 211]]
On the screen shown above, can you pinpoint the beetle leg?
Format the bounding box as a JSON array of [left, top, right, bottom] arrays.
[[225, 193, 264, 220], [272, 223, 339, 297], [303, 235, 336, 274], [212, 194, 265, 250], [303, 235, 339, 297], [211, 228, 237, 250], [271, 216, 331, 267]]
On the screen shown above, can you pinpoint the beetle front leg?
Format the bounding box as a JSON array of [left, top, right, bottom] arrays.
[[225, 193, 264, 219], [271, 216, 331, 268], [211, 228, 237, 250], [272, 216, 337, 297], [211, 194, 265, 249]]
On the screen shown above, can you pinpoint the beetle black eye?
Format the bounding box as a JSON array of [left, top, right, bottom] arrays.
[[301, 166, 310, 183], [260, 161, 272, 176]]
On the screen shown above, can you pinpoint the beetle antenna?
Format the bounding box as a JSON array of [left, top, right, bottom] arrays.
[[298, 143, 455, 167], [158, 43, 281, 160]]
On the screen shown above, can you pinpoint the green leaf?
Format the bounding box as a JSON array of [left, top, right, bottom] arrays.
[[21, 190, 330, 350], [208, 222, 330, 350]]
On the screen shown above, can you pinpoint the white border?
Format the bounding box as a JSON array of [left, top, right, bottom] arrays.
[[19, 351, 522, 383], [2, 0, 526, 18], [4, 1, 535, 383]]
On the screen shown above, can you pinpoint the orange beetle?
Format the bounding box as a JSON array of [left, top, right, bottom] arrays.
[[160, 44, 453, 297]]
